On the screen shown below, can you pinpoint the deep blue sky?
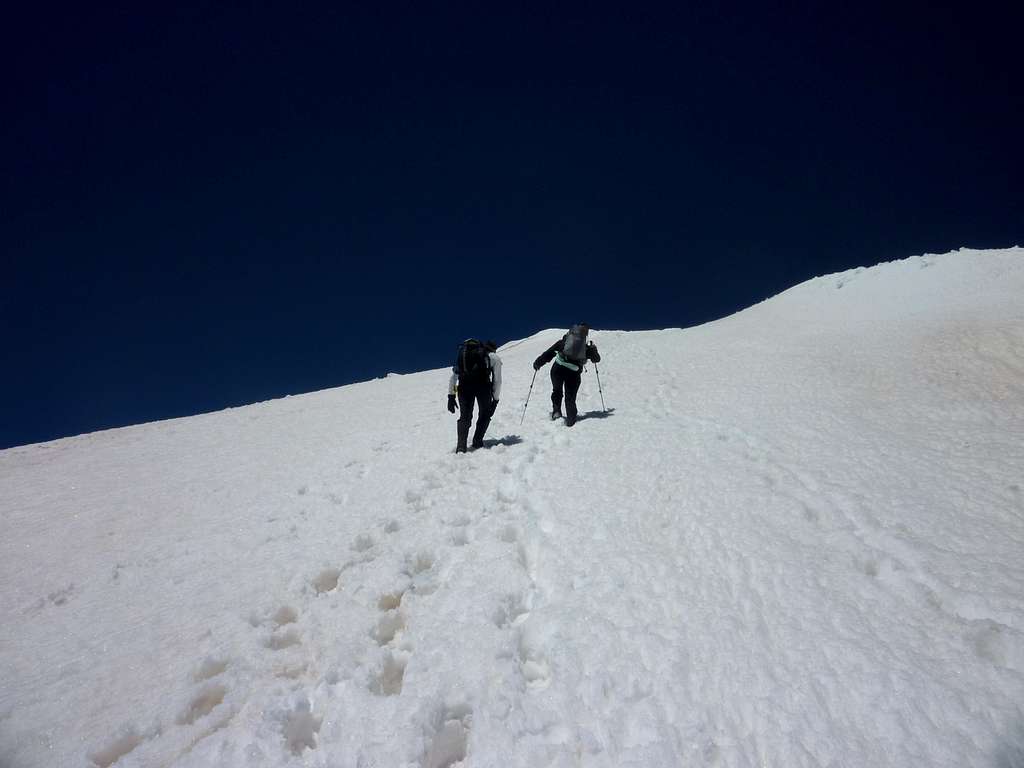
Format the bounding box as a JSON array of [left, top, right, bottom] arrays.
[[3, 2, 1021, 449]]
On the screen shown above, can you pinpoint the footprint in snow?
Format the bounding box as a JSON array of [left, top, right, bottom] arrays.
[[855, 553, 905, 581], [371, 609, 406, 647], [176, 683, 227, 725], [88, 727, 147, 768], [517, 623, 552, 690], [800, 501, 820, 523], [272, 605, 299, 627], [352, 534, 375, 553], [281, 699, 322, 756], [28, 583, 77, 613], [343, 461, 370, 479], [193, 656, 230, 682], [858, 557, 881, 578], [403, 551, 439, 596], [423, 471, 445, 490], [377, 589, 405, 611], [368, 650, 409, 696], [516, 538, 540, 580], [497, 478, 519, 504], [266, 628, 302, 651], [492, 592, 531, 628], [969, 619, 1016, 668], [312, 568, 341, 595], [406, 551, 435, 575], [405, 487, 431, 511], [423, 704, 472, 768], [249, 605, 300, 630]]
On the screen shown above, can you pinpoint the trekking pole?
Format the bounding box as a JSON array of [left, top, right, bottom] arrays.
[[520, 369, 538, 425], [594, 363, 607, 413]]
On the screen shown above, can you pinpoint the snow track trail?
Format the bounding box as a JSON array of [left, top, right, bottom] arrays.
[[1, 248, 1023, 767]]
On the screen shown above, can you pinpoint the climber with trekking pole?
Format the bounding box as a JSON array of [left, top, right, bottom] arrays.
[[532, 323, 602, 427]]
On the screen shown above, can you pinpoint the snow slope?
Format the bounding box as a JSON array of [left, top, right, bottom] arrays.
[[1, 248, 1023, 768]]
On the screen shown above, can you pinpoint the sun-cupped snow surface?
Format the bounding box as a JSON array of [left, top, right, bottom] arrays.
[[2, 248, 1023, 768]]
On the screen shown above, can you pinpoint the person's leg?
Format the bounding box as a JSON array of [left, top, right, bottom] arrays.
[[468, 387, 489, 448], [471, 384, 491, 448], [550, 365, 565, 418], [563, 370, 582, 425], [456, 384, 475, 452]]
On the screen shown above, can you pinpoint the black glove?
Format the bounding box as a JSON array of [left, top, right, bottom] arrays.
[[533, 359, 542, 371], [490, 399, 499, 416], [447, 395, 457, 413]]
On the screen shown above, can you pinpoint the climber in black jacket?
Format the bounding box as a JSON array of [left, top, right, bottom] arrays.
[[448, 339, 502, 452], [533, 323, 600, 427]]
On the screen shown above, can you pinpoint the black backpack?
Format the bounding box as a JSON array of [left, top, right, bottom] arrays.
[[454, 339, 490, 378], [561, 325, 588, 364]]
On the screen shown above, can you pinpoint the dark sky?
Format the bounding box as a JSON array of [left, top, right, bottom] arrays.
[[3, 2, 1021, 449]]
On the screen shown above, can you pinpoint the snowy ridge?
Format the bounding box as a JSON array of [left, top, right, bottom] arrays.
[[1, 247, 1023, 767]]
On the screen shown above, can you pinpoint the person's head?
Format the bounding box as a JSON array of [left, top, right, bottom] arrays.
[[573, 323, 589, 335], [484, 339, 497, 352]]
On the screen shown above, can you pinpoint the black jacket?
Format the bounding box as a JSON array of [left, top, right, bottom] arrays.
[[534, 335, 601, 370]]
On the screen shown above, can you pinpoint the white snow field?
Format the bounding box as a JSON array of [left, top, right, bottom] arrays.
[[2, 248, 1024, 768]]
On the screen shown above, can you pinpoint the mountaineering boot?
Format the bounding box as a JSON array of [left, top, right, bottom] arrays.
[[551, 408, 562, 421], [456, 421, 470, 453], [565, 415, 577, 427]]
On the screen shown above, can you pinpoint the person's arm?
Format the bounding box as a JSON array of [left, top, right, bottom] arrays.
[[489, 353, 502, 401], [587, 341, 601, 364], [446, 370, 459, 412], [533, 339, 562, 369]]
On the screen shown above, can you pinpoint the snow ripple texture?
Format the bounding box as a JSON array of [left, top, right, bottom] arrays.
[[1, 248, 1023, 767]]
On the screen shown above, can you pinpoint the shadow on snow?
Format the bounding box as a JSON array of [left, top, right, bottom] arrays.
[[577, 408, 616, 421], [480, 435, 525, 448]]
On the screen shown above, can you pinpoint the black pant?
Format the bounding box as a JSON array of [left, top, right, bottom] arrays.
[[550, 364, 582, 423], [457, 377, 492, 450]]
